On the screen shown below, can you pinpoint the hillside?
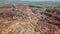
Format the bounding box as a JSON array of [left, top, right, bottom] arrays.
[[0, 5, 60, 34]]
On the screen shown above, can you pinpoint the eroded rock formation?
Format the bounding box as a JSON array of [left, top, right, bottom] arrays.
[[0, 6, 60, 34]]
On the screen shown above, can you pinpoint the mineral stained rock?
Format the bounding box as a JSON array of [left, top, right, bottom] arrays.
[[0, 6, 60, 34]]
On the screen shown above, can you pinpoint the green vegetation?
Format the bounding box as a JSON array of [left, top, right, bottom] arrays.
[[54, 8, 60, 10], [0, 1, 60, 10]]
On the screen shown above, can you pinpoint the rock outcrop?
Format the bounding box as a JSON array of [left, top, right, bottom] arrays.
[[0, 6, 60, 34]]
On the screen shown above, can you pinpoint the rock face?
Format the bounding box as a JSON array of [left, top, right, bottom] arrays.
[[0, 6, 60, 34]]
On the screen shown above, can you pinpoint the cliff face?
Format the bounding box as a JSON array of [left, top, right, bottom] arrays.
[[0, 6, 60, 34]]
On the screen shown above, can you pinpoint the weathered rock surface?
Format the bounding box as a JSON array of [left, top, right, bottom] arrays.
[[0, 6, 60, 34]]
